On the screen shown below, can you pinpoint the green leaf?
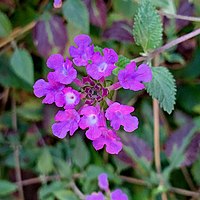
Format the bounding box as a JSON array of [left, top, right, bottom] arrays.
[[10, 48, 34, 86], [71, 136, 90, 168], [133, 0, 163, 52], [54, 190, 78, 200], [145, 67, 176, 114], [54, 158, 72, 178], [191, 157, 200, 185], [0, 181, 17, 196], [62, 0, 89, 33], [37, 148, 54, 174], [0, 11, 12, 37], [112, 55, 130, 76]]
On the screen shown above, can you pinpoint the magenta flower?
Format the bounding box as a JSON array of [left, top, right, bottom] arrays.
[[55, 87, 81, 109], [47, 54, 77, 85], [111, 189, 128, 200], [105, 102, 138, 132], [86, 48, 118, 80], [52, 109, 80, 139], [92, 128, 122, 154], [98, 173, 109, 192], [33, 72, 64, 104], [86, 192, 105, 200], [69, 34, 94, 66], [79, 106, 104, 140], [118, 61, 152, 91], [53, 0, 62, 8]]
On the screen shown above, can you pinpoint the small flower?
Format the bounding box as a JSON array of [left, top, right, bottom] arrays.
[[110, 189, 128, 200], [86, 192, 105, 200], [69, 34, 94, 66], [92, 128, 122, 154], [47, 54, 77, 85], [105, 102, 138, 132], [79, 106, 104, 140], [53, 0, 62, 8], [86, 48, 118, 80], [55, 87, 81, 109], [52, 109, 80, 138], [98, 173, 109, 192], [118, 61, 152, 91], [33, 72, 64, 104]]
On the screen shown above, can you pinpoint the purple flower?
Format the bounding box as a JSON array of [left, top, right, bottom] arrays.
[[86, 48, 118, 80], [118, 61, 152, 91], [47, 54, 77, 85], [55, 87, 81, 109], [111, 189, 128, 200], [92, 128, 122, 154], [69, 34, 94, 66], [79, 106, 104, 140], [105, 102, 138, 132], [98, 173, 109, 191], [86, 192, 105, 200], [53, 0, 62, 8], [33, 72, 64, 104], [52, 109, 80, 138]]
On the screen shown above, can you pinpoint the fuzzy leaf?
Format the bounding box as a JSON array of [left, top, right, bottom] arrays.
[[133, 0, 163, 52], [145, 67, 176, 114], [0, 11, 12, 37], [112, 55, 130, 76], [62, 0, 89, 33], [10, 48, 34, 86]]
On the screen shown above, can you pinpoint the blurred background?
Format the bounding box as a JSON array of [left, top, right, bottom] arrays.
[[0, 0, 200, 199]]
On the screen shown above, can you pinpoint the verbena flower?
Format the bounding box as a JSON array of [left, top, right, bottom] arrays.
[[53, 0, 62, 8], [87, 173, 128, 200], [33, 34, 152, 154]]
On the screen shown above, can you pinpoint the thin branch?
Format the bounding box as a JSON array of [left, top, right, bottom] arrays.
[[181, 167, 196, 191], [0, 21, 36, 49], [132, 28, 200, 63], [119, 175, 148, 186], [170, 187, 200, 198], [70, 181, 85, 200], [159, 11, 200, 22]]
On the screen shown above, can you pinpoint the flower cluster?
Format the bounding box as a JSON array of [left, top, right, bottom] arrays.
[[87, 173, 128, 200], [33, 34, 152, 154]]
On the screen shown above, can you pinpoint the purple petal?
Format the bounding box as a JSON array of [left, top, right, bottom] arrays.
[[135, 64, 153, 82], [46, 54, 64, 70], [86, 192, 105, 200], [110, 189, 128, 200], [98, 173, 109, 191], [53, 0, 62, 8], [74, 34, 92, 47], [33, 79, 48, 98], [52, 122, 69, 139], [122, 115, 139, 132], [86, 126, 102, 140]]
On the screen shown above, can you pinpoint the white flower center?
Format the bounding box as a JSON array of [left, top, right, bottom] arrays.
[[88, 114, 98, 125], [65, 92, 76, 104], [98, 62, 107, 72]]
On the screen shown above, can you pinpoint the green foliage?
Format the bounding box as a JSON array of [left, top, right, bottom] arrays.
[[10, 48, 34, 86], [54, 190, 78, 200], [0, 181, 17, 197], [112, 55, 130, 76], [145, 67, 176, 114], [62, 0, 89, 33], [0, 11, 12, 37], [191, 157, 200, 185], [133, 0, 163, 52], [37, 148, 54, 174]]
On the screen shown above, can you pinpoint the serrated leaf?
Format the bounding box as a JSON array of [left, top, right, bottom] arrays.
[[145, 67, 176, 114], [0, 11, 12, 37], [10, 48, 34, 86], [112, 55, 130, 76], [0, 181, 17, 196], [37, 148, 54, 174], [62, 0, 89, 33], [133, 0, 163, 52]]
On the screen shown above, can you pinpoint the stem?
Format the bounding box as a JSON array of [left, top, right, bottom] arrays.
[[158, 11, 200, 22], [132, 28, 200, 63], [181, 167, 196, 191], [70, 181, 85, 200]]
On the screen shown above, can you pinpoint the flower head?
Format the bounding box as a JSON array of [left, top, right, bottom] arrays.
[[98, 173, 109, 192], [105, 102, 138, 132], [52, 109, 80, 138], [92, 128, 122, 154], [111, 189, 128, 200], [86, 48, 118, 80], [33, 72, 64, 104], [86, 192, 105, 200], [118, 61, 152, 91], [79, 106, 104, 140], [69, 34, 94, 66], [47, 54, 77, 85]]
